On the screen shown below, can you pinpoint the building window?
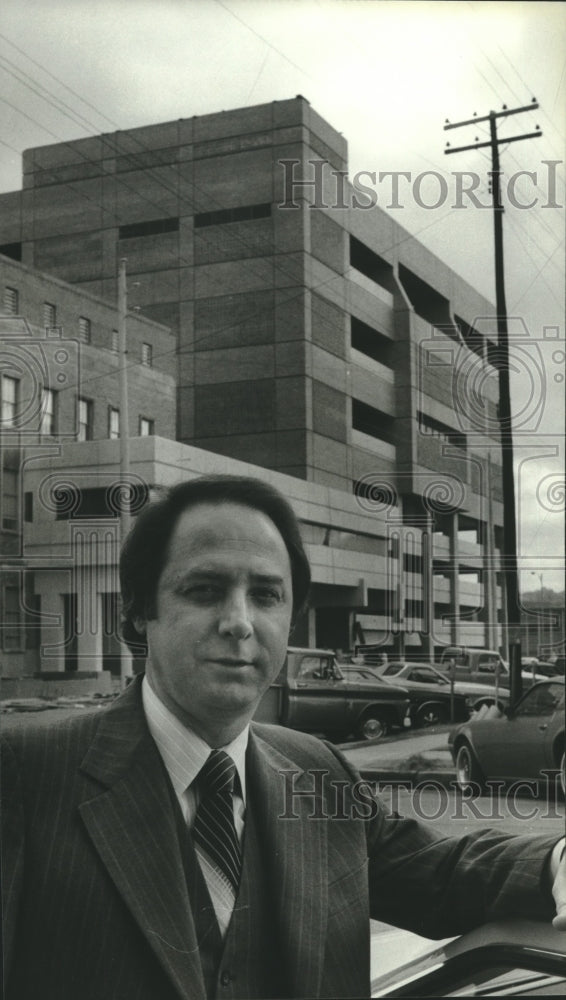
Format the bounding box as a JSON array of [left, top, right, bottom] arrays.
[[1, 375, 19, 427], [78, 317, 91, 343], [55, 485, 148, 520], [417, 411, 467, 451], [3, 287, 18, 314], [77, 397, 93, 441], [141, 343, 153, 367], [351, 316, 393, 368], [2, 582, 24, 651], [352, 399, 396, 445], [24, 491, 33, 522], [194, 203, 271, 228], [0, 243, 22, 262], [108, 407, 120, 439], [111, 329, 119, 353], [40, 388, 57, 436], [139, 416, 154, 437], [118, 217, 179, 240], [2, 465, 19, 531], [43, 302, 57, 328]]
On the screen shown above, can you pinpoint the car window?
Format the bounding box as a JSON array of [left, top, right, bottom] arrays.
[[515, 683, 564, 717], [345, 669, 364, 681], [297, 655, 334, 679], [477, 655, 500, 673], [409, 668, 445, 685], [349, 668, 378, 682], [384, 665, 401, 676]]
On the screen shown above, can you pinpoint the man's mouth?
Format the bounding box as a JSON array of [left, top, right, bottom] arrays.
[[211, 658, 253, 667]]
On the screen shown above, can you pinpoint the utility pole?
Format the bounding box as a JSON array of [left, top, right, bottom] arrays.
[[531, 570, 544, 658], [444, 101, 542, 706], [118, 257, 132, 688]]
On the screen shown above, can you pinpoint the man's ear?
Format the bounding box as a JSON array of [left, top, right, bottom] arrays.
[[133, 617, 147, 636]]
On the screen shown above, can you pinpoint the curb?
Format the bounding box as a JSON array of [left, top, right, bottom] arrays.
[[336, 727, 454, 753], [359, 768, 458, 788]]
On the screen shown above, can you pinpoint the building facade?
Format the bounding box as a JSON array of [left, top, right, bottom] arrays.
[[0, 98, 506, 670], [0, 255, 177, 679]]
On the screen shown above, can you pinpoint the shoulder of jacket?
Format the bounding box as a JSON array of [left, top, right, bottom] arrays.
[[251, 722, 360, 778], [1, 705, 106, 762]]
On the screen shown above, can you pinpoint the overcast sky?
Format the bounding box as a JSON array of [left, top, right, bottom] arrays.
[[1, 0, 564, 590]]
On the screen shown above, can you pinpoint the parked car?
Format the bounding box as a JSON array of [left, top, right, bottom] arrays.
[[371, 660, 510, 725], [370, 918, 566, 997], [526, 656, 566, 677], [448, 678, 565, 795], [437, 646, 547, 687], [253, 647, 411, 741], [345, 662, 470, 727]]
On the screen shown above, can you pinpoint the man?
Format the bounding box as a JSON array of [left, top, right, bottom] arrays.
[[2, 474, 565, 999]]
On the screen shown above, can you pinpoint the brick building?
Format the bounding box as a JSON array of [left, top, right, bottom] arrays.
[[0, 97, 506, 669], [0, 255, 176, 680]]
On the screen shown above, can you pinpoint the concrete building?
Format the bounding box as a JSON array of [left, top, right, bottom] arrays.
[[0, 97, 506, 667], [0, 254, 177, 682]]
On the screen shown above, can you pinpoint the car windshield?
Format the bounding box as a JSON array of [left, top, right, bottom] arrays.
[[371, 933, 566, 997], [514, 682, 564, 717]]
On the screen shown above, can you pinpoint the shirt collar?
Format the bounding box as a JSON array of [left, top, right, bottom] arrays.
[[142, 675, 249, 802]]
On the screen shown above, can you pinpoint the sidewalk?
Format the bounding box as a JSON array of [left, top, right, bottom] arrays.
[[339, 729, 457, 785]]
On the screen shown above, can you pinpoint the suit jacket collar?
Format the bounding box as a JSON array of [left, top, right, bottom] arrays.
[[78, 679, 328, 1000], [79, 678, 207, 1000], [247, 728, 328, 999]]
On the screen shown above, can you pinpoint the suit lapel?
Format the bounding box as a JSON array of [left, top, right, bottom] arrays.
[[247, 730, 328, 999], [78, 680, 206, 1000]]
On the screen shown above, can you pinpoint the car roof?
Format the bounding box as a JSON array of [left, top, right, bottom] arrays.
[[287, 646, 334, 656], [384, 661, 439, 669]]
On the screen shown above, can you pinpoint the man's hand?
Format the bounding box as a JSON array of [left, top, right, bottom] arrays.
[[551, 838, 566, 930]]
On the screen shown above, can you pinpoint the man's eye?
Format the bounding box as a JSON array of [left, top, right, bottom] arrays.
[[252, 588, 282, 606], [183, 585, 221, 602]]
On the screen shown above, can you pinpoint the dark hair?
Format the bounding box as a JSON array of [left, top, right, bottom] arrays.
[[119, 474, 311, 653]]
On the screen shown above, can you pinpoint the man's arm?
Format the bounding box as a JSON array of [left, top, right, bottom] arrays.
[[365, 804, 559, 938], [322, 738, 564, 937]]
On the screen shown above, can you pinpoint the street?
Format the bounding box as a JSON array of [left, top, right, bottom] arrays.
[[377, 783, 565, 839]]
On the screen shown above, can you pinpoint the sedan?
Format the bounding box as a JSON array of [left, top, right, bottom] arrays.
[[448, 679, 565, 795], [370, 661, 508, 727]]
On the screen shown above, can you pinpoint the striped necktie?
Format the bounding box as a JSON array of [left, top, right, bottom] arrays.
[[192, 749, 242, 893]]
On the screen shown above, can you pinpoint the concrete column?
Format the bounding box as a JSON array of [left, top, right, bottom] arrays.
[[449, 513, 460, 644], [75, 568, 103, 671], [421, 513, 434, 662], [307, 607, 316, 648], [37, 584, 65, 672]]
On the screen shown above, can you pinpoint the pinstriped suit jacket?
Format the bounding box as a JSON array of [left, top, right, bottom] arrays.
[[1, 677, 557, 999]]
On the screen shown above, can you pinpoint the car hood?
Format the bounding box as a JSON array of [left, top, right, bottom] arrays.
[[451, 679, 509, 697]]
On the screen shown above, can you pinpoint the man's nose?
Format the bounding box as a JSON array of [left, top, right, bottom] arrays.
[[218, 590, 253, 640]]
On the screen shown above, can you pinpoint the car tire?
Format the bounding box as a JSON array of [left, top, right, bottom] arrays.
[[560, 751, 565, 797], [356, 710, 390, 741], [415, 703, 448, 727], [455, 741, 485, 797]]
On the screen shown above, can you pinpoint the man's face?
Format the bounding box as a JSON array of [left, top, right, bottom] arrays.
[[139, 502, 294, 742]]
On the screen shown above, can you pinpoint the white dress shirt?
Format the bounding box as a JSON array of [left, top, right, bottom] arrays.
[[142, 676, 248, 935]]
